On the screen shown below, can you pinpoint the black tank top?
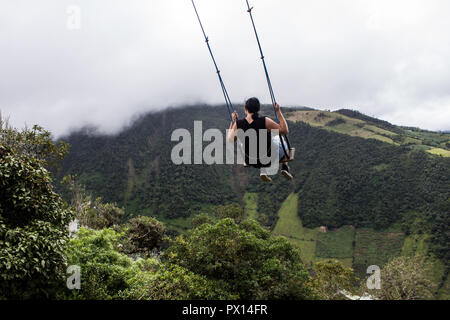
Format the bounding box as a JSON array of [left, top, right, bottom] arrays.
[[236, 116, 272, 168]]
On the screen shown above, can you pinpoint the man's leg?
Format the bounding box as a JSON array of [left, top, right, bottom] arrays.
[[260, 167, 272, 182], [278, 136, 293, 180], [281, 163, 293, 180]]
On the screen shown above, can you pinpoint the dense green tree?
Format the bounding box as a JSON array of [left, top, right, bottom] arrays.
[[165, 218, 315, 299], [310, 259, 358, 300], [64, 228, 139, 299], [0, 145, 73, 299], [1, 118, 69, 169], [368, 255, 436, 300], [191, 213, 216, 228], [65, 226, 235, 300], [428, 198, 450, 263], [88, 200, 125, 229], [214, 203, 245, 223], [121, 264, 235, 300], [121, 216, 165, 256]]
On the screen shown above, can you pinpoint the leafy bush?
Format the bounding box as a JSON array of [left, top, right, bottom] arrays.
[[87, 200, 125, 229], [0, 145, 73, 299], [121, 216, 165, 256], [165, 218, 315, 299], [368, 255, 436, 300], [0, 120, 69, 169], [191, 213, 216, 228], [310, 259, 358, 300], [65, 226, 234, 300], [64, 228, 138, 299], [121, 264, 235, 300], [214, 203, 245, 223]]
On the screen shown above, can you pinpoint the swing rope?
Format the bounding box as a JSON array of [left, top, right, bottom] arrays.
[[191, 0, 234, 122], [245, 0, 292, 156]]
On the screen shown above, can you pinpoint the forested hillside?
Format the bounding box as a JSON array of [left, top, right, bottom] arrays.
[[56, 105, 449, 291]]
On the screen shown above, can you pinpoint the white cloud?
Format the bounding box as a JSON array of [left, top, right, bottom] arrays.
[[0, 0, 449, 137]]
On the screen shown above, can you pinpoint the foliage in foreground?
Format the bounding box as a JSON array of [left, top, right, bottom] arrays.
[[62, 175, 125, 230], [368, 255, 437, 300], [64, 228, 138, 299], [121, 264, 236, 300], [0, 145, 73, 299], [165, 218, 316, 300], [310, 259, 359, 300], [0, 120, 69, 169], [121, 216, 166, 257], [64, 227, 234, 300]]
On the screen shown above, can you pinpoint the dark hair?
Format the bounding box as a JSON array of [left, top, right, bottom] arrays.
[[245, 97, 260, 120]]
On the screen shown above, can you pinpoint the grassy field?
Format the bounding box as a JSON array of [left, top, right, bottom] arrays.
[[315, 225, 355, 259], [272, 192, 406, 271], [272, 193, 318, 266], [243, 192, 259, 220], [408, 144, 432, 151], [403, 136, 422, 145], [364, 124, 397, 137], [402, 234, 430, 256], [427, 148, 450, 157], [405, 129, 450, 147], [286, 110, 398, 145], [286, 109, 450, 157], [353, 228, 405, 276]]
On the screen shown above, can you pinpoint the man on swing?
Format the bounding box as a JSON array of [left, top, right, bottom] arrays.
[[227, 97, 293, 182]]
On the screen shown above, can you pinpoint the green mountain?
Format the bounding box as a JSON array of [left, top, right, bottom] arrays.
[[56, 104, 449, 294]]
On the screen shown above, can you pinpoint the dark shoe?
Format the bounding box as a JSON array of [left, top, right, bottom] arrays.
[[281, 164, 293, 180]]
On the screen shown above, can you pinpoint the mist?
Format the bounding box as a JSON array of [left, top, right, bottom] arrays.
[[1, 0, 450, 137]]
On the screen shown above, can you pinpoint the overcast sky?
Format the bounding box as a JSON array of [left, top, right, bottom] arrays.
[[1, 0, 450, 137]]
